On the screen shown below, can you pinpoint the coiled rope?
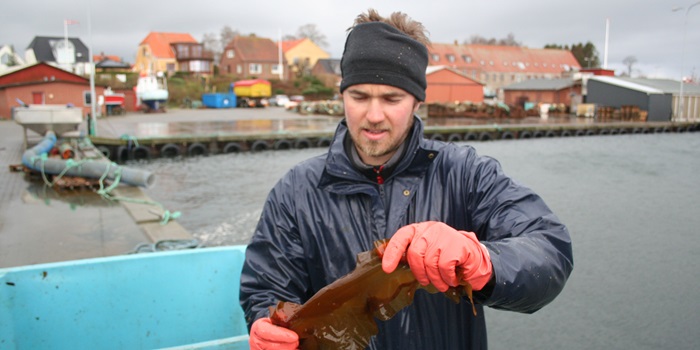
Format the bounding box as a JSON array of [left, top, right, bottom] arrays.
[[33, 150, 181, 226]]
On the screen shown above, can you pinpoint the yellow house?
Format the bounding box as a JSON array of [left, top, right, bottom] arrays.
[[134, 32, 197, 75], [280, 38, 329, 78]]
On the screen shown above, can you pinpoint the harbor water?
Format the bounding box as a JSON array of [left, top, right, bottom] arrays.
[[130, 132, 700, 349]]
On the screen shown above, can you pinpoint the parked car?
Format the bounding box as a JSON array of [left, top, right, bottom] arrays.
[[270, 94, 290, 107], [285, 95, 305, 110]]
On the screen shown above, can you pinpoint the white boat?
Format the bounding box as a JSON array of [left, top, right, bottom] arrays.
[[12, 104, 83, 148], [135, 73, 168, 112]]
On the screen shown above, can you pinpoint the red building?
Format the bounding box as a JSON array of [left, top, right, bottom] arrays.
[[220, 35, 285, 81], [0, 62, 135, 119], [425, 66, 484, 103]]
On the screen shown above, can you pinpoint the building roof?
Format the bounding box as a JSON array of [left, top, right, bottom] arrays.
[[426, 65, 484, 85], [26, 36, 90, 63], [503, 78, 575, 91], [95, 58, 131, 69], [314, 58, 341, 75], [428, 43, 580, 74], [617, 77, 700, 95], [589, 76, 665, 94], [280, 38, 305, 53], [93, 54, 122, 62], [139, 32, 197, 59], [226, 35, 279, 62], [0, 62, 88, 88]]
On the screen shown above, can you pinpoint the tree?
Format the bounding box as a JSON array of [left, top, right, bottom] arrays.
[[201, 26, 241, 64], [220, 26, 240, 49], [545, 41, 599, 69], [201, 33, 221, 62], [294, 24, 328, 48], [622, 56, 638, 77], [464, 33, 521, 46]]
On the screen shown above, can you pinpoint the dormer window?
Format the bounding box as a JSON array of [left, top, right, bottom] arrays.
[[431, 53, 440, 62], [462, 55, 472, 63], [446, 54, 455, 63]]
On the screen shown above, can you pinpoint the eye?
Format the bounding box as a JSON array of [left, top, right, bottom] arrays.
[[350, 94, 368, 101]]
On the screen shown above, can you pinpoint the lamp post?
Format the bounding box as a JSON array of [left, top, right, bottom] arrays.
[[674, 1, 700, 121]]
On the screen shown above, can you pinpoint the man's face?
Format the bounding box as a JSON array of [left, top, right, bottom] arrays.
[[342, 84, 421, 166]]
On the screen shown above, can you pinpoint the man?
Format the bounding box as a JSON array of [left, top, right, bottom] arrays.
[[240, 9, 573, 350]]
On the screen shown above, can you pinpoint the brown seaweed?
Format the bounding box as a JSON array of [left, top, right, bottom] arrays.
[[269, 239, 476, 350]]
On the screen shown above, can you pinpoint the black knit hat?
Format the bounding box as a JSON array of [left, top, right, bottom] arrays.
[[340, 22, 428, 101]]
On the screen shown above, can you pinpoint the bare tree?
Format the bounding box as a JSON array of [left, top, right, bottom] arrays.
[[295, 24, 328, 48], [201, 33, 221, 62], [221, 26, 240, 49], [622, 56, 638, 77], [465, 33, 520, 46]]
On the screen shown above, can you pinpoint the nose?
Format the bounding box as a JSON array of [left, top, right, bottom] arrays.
[[365, 99, 385, 124]]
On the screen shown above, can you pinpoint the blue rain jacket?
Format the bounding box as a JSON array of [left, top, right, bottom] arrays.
[[240, 117, 573, 349]]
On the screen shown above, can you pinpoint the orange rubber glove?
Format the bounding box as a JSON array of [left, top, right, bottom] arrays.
[[382, 221, 492, 292], [249, 317, 299, 350]]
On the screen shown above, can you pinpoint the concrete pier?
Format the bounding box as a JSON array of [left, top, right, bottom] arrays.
[[88, 107, 700, 162]]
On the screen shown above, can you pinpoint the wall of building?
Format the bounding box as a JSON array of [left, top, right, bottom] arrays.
[[285, 39, 329, 74], [504, 86, 581, 106], [425, 69, 483, 103], [587, 80, 673, 121], [0, 82, 105, 119]]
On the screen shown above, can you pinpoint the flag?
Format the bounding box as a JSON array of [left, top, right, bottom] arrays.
[[64, 19, 79, 25]]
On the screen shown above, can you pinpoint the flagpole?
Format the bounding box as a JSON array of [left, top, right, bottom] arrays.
[[87, 2, 96, 135], [64, 20, 69, 51], [278, 29, 283, 80]]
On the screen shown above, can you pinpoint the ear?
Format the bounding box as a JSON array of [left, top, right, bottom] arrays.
[[413, 101, 423, 113]]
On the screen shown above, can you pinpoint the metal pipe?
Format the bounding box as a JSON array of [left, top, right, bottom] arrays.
[[22, 131, 155, 188]]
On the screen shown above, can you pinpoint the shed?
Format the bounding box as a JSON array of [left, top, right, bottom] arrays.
[[0, 62, 106, 119], [425, 66, 483, 103], [586, 76, 673, 122], [502, 78, 582, 110], [616, 77, 700, 121]]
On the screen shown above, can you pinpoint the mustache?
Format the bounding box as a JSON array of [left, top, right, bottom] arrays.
[[360, 122, 390, 132]]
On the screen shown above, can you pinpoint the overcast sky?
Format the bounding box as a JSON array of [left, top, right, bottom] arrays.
[[2, 0, 699, 80]]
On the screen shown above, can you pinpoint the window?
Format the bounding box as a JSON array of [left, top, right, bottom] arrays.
[[249, 63, 262, 74], [446, 54, 455, 63], [142, 47, 149, 57], [462, 55, 472, 63], [271, 64, 282, 74], [83, 90, 92, 106], [431, 53, 440, 62], [192, 46, 202, 57], [177, 45, 188, 58], [236, 64, 242, 74], [227, 50, 235, 58], [166, 63, 175, 72]]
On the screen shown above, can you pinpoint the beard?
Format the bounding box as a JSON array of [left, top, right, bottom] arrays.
[[350, 119, 413, 163]]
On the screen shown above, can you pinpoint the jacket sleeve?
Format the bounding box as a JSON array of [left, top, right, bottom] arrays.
[[467, 153, 573, 313], [239, 170, 311, 329]]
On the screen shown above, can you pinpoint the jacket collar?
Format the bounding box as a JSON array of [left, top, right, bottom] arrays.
[[320, 116, 440, 189]]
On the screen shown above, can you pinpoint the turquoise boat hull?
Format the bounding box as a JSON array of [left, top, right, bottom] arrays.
[[0, 246, 250, 349]]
